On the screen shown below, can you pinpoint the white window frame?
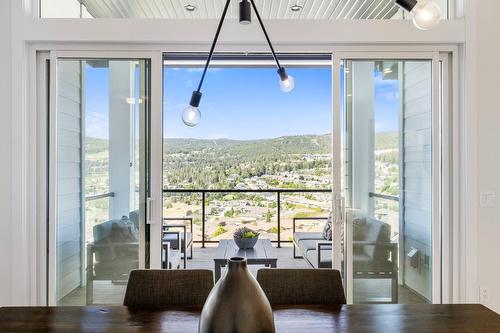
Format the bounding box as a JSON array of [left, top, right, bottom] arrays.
[[332, 50, 457, 304], [43, 50, 164, 305]]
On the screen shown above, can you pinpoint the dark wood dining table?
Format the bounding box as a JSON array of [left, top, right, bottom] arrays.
[[1, 304, 499, 332]]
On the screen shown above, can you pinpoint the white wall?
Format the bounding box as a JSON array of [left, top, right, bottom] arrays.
[[0, 0, 12, 306], [56, 61, 83, 301], [476, 0, 500, 314], [402, 61, 433, 301]]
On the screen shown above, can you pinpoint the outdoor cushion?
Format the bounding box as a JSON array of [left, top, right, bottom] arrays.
[[129, 210, 140, 230], [298, 239, 331, 256], [322, 216, 332, 240], [162, 248, 182, 269], [293, 232, 324, 243], [298, 239, 317, 254], [163, 232, 193, 250], [305, 248, 332, 269]]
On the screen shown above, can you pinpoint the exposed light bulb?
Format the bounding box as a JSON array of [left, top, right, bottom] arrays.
[[280, 75, 295, 93], [182, 106, 201, 127], [410, 0, 441, 30], [277, 67, 295, 93]]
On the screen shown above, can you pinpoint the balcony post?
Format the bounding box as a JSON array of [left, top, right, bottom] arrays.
[[202, 191, 206, 248], [277, 191, 281, 248]]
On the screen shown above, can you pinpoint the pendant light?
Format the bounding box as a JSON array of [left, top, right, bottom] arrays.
[[182, 0, 294, 127], [395, 0, 442, 30]]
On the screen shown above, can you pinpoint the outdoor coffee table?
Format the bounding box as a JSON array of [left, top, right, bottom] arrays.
[[214, 239, 277, 281]]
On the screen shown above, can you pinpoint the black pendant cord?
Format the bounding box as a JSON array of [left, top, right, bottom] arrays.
[[196, 0, 232, 93], [249, 0, 282, 70]]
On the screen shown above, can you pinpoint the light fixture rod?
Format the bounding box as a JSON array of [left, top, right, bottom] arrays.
[[196, 0, 232, 93], [249, 0, 282, 70]]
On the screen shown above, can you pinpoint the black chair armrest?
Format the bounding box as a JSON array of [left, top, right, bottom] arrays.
[[317, 241, 332, 266], [87, 241, 139, 252], [292, 217, 328, 234], [352, 241, 398, 248], [162, 231, 180, 269], [164, 218, 193, 233], [163, 223, 187, 229], [163, 224, 187, 238], [162, 242, 171, 269], [163, 218, 194, 247]]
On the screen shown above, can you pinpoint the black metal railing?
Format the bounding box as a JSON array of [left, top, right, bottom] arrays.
[[163, 188, 331, 248], [369, 192, 399, 202], [85, 192, 115, 202]]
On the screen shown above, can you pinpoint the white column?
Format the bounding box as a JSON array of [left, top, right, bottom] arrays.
[[351, 61, 375, 216], [108, 61, 134, 219]]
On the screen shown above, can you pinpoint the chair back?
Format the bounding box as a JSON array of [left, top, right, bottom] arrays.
[[256, 269, 346, 306], [123, 269, 214, 307]]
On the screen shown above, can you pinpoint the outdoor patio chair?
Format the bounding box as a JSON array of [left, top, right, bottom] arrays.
[[256, 268, 346, 305], [123, 269, 214, 308], [163, 217, 194, 269]]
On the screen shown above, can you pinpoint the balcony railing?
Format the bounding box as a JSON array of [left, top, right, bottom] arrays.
[[85, 192, 115, 202], [163, 189, 331, 248], [369, 192, 399, 202]]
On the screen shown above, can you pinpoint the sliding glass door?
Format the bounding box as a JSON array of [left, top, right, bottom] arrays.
[[50, 56, 153, 305], [334, 55, 443, 304], [45, 50, 449, 306]]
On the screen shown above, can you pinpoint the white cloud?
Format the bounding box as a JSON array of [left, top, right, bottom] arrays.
[[85, 110, 109, 139]]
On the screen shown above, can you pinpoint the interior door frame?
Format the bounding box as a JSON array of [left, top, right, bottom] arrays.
[[332, 51, 449, 304], [46, 50, 164, 305]]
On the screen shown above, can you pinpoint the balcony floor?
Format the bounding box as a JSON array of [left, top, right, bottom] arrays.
[[62, 244, 427, 306]]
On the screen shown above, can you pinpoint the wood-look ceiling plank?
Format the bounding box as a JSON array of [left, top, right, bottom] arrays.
[[323, 0, 342, 20], [275, 0, 287, 19], [128, 0, 141, 18], [81, 0, 402, 20], [315, 0, 333, 19], [268, 0, 280, 19], [355, 0, 377, 19], [140, 0, 159, 19], [375, 0, 394, 19], [385, 5, 401, 19], [262, 0, 271, 19], [306, 0, 323, 19], [174, 0, 187, 19], [80, 1, 101, 18], [102, 0, 126, 18], [163, 0, 178, 19], [152, 0, 170, 19], [332, 0, 351, 19], [365, 0, 387, 19], [229, 0, 237, 20], [300, 0, 315, 19], [284, 0, 294, 19], [345, 0, 366, 19]]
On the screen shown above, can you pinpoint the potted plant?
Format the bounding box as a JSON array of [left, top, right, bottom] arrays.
[[233, 227, 259, 249]]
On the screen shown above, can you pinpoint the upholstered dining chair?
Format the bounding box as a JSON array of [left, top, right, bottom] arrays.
[[123, 269, 214, 307], [256, 268, 346, 305]]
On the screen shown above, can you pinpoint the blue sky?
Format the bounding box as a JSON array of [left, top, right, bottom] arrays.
[[84, 64, 399, 139], [163, 67, 333, 140]]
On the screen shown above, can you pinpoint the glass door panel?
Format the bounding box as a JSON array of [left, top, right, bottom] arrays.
[[54, 58, 150, 305], [341, 59, 434, 304]]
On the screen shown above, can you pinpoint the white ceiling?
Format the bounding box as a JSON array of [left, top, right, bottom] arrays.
[[80, 0, 402, 20]]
